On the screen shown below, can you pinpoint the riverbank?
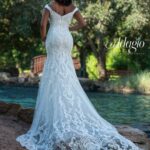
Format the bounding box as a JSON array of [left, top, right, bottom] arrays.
[[0, 71, 150, 95], [0, 101, 150, 149], [0, 115, 149, 150], [103, 71, 150, 95], [0, 115, 29, 150]]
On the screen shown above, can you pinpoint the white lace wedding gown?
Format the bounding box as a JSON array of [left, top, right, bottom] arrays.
[[16, 4, 141, 150]]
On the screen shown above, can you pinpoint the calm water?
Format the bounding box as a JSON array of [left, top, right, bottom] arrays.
[[0, 85, 150, 125]]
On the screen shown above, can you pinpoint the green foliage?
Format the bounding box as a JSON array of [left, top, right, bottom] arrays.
[[110, 71, 150, 94], [71, 46, 80, 58], [0, 0, 150, 76], [106, 39, 141, 72], [106, 41, 129, 70], [86, 54, 100, 80], [0, 0, 45, 70], [82, 0, 150, 73]]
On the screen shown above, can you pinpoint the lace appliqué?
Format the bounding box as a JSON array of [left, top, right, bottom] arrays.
[[16, 4, 141, 150]]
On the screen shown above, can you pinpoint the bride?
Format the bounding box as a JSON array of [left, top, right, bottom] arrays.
[[16, 0, 141, 149]]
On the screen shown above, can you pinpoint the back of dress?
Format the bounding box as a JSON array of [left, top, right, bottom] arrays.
[[16, 3, 141, 150], [45, 4, 78, 27], [44, 4, 79, 56]]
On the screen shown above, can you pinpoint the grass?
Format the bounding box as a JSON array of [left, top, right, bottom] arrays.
[[108, 71, 150, 94]]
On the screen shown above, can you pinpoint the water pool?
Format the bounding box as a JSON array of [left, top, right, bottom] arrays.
[[0, 85, 150, 125]]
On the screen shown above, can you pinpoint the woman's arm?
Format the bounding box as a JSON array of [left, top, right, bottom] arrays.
[[69, 11, 87, 31], [40, 9, 50, 42]]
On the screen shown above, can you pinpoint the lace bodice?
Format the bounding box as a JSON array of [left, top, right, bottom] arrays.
[[44, 4, 79, 57], [45, 4, 79, 28]]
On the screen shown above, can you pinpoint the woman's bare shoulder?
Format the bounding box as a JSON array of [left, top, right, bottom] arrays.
[[63, 4, 77, 12], [70, 4, 77, 9]]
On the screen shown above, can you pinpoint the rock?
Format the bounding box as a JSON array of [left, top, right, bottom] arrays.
[[116, 125, 150, 149], [0, 72, 10, 80], [121, 87, 135, 94], [0, 102, 11, 114], [79, 78, 95, 91], [0, 102, 21, 116], [18, 108, 34, 123], [8, 77, 18, 84], [116, 125, 147, 144], [7, 103, 21, 116], [0, 115, 29, 150], [18, 77, 26, 84], [25, 76, 40, 85]]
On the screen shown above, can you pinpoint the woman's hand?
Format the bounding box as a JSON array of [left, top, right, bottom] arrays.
[[69, 10, 86, 31]]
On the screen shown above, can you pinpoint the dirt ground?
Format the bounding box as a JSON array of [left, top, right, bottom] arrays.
[[0, 115, 30, 150]]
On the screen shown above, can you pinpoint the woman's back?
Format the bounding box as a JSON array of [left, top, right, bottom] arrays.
[[49, 1, 76, 17], [44, 3, 78, 27], [40, 0, 86, 44], [44, 3, 79, 55]]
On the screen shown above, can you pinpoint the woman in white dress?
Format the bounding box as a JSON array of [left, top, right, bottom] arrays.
[[16, 0, 142, 149]]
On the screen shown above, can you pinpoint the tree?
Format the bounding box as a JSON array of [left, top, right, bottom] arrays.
[[0, 0, 150, 78], [0, 0, 45, 70], [74, 0, 150, 79]]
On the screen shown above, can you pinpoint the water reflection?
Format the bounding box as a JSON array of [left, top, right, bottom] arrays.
[[88, 92, 150, 124], [0, 85, 150, 124]]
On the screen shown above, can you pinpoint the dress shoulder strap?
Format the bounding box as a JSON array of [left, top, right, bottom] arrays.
[[44, 4, 52, 13], [72, 7, 79, 15]]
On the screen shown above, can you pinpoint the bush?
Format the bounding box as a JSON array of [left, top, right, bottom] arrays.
[[110, 71, 150, 94], [86, 54, 100, 80]]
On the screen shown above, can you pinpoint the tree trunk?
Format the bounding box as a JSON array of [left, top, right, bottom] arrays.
[[88, 36, 108, 80], [97, 33, 108, 80], [98, 53, 107, 80]]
